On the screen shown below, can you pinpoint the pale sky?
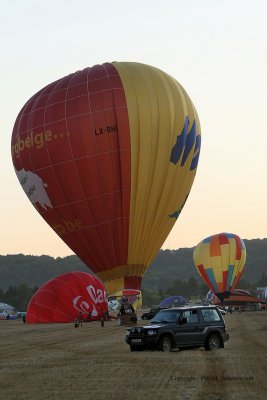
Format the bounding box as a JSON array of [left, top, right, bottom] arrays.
[[1, 0, 267, 257]]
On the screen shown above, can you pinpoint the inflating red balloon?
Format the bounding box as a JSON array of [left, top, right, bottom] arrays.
[[27, 272, 108, 323]]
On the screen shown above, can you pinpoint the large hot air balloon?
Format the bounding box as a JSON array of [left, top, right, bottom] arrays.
[[27, 272, 108, 323], [11, 62, 201, 294], [193, 233, 246, 301]]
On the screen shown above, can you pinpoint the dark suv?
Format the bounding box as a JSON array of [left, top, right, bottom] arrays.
[[125, 306, 229, 352]]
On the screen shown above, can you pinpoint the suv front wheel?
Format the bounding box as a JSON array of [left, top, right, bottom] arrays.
[[159, 336, 172, 352], [205, 334, 221, 351]]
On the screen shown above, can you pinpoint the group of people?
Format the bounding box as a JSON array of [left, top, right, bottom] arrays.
[[119, 302, 135, 316], [118, 300, 137, 323], [73, 297, 137, 328]]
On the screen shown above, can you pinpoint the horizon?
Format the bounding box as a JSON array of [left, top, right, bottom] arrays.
[[2, 236, 266, 259]]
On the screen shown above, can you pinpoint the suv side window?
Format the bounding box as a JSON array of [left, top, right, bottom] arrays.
[[182, 310, 199, 324], [201, 309, 220, 322]]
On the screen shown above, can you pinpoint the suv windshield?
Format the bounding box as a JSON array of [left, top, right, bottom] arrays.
[[151, 309, 181, 323]]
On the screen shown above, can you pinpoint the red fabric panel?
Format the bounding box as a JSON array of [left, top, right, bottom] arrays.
[[122, 289, 140, 296], [124, 276, 142, 291], [209, 235, 221, 257], [11, 63, 131, 274], [222, 270, 228, 292], [218, 233, 229, 245]]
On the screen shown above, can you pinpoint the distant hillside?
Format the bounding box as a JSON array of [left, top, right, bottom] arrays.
[[0, 254, 89, 290], [0, 238, 266, 291]]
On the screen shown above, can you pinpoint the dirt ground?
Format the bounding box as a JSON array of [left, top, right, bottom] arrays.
[[0, 311, 266, 400]]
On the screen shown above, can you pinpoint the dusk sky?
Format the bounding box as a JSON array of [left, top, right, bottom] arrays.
[[1, 0, 267, 258]]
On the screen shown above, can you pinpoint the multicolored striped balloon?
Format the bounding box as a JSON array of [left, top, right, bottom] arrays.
[[11, 62, 201, 294], [193, 233, 246, 301]]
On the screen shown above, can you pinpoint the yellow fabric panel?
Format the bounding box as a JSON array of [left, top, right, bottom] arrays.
[[239, 249, 247, 274], [113, 62, 200, 269], [101, 277, 124, 296], [210, 255, 223, 283], [133, 294, 142, 310], [220, 244, 230, 272], [229, 238, 237, 265], [193, 242, 210, 273]]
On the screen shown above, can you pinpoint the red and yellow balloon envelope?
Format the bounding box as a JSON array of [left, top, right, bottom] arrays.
[[27, 272, 108, 323], [11, 62, 201, 295], [193, 233, 247, 301]]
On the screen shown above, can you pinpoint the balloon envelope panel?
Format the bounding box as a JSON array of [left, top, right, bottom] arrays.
[[12, 62, 201, 294], [193, 233, 246, 299], [27, 272, 108, 323]]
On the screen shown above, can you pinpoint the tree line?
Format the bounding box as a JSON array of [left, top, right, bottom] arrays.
[[2, 273, 266, 311], [142, 274, 267, 306], [1, 238, 267, 292], [0, 284, 38, 311], [1, 238, 266, 310]]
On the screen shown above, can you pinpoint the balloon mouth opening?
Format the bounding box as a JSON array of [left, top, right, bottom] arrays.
[[215, 291, 231, 302]]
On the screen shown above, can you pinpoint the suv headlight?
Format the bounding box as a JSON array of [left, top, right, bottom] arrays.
[[147, 329, 157, 335], [125, 329, 130, 337]]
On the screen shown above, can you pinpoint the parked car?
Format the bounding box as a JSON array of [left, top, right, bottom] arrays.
[[16, 312, 27, 318], [141, 307, 163, 320], [0, 312, 8, 320], [125, 305, 229, 352]]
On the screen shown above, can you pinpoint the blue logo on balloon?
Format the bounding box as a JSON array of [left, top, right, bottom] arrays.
[[170, 117, 201, 171]]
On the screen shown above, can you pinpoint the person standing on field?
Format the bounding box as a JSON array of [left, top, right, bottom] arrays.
[[77, 312, 83, 327]]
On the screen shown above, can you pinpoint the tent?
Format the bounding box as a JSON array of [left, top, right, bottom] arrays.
[[159, 296, 186, 308], [0, 302, 17, 319], [256, 287, 267, 301], [213, 289, 266, 309]]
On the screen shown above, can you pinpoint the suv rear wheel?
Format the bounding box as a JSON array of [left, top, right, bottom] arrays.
[[159, 336, 172, 352], [205, 334, 221, 351]]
